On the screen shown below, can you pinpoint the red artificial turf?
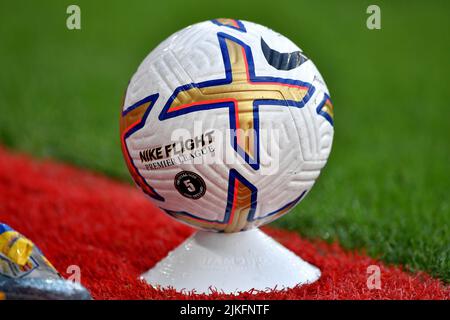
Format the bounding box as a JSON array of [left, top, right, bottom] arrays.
[[0, 146, 448, 300]]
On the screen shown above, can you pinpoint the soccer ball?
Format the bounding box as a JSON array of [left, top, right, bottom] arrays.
[[120, 19, 334, 233]]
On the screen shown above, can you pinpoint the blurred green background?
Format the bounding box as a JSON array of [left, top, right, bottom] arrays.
[[0, 1, 449, 281]]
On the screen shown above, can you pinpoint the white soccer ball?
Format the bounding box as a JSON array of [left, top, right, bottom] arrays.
[[120, 19, 334, 233]]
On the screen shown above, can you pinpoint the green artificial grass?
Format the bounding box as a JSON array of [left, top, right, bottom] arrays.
[[0, 1, 449, 281]]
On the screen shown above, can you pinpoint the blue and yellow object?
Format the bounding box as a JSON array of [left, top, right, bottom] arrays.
[[0, 223, 91, 300], [0, 224, 34, 266]]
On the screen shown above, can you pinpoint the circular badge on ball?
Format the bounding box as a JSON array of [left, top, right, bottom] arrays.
[[174, 171, 206, 200]]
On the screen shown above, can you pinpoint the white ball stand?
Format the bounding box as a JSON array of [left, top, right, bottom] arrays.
[[140, 228, 320, 294]]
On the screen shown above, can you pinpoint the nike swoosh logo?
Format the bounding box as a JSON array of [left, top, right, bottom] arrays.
[[261, 37, 308, 70]]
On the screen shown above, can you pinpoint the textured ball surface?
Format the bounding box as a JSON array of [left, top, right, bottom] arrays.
[[120, 19, 334, 232]]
